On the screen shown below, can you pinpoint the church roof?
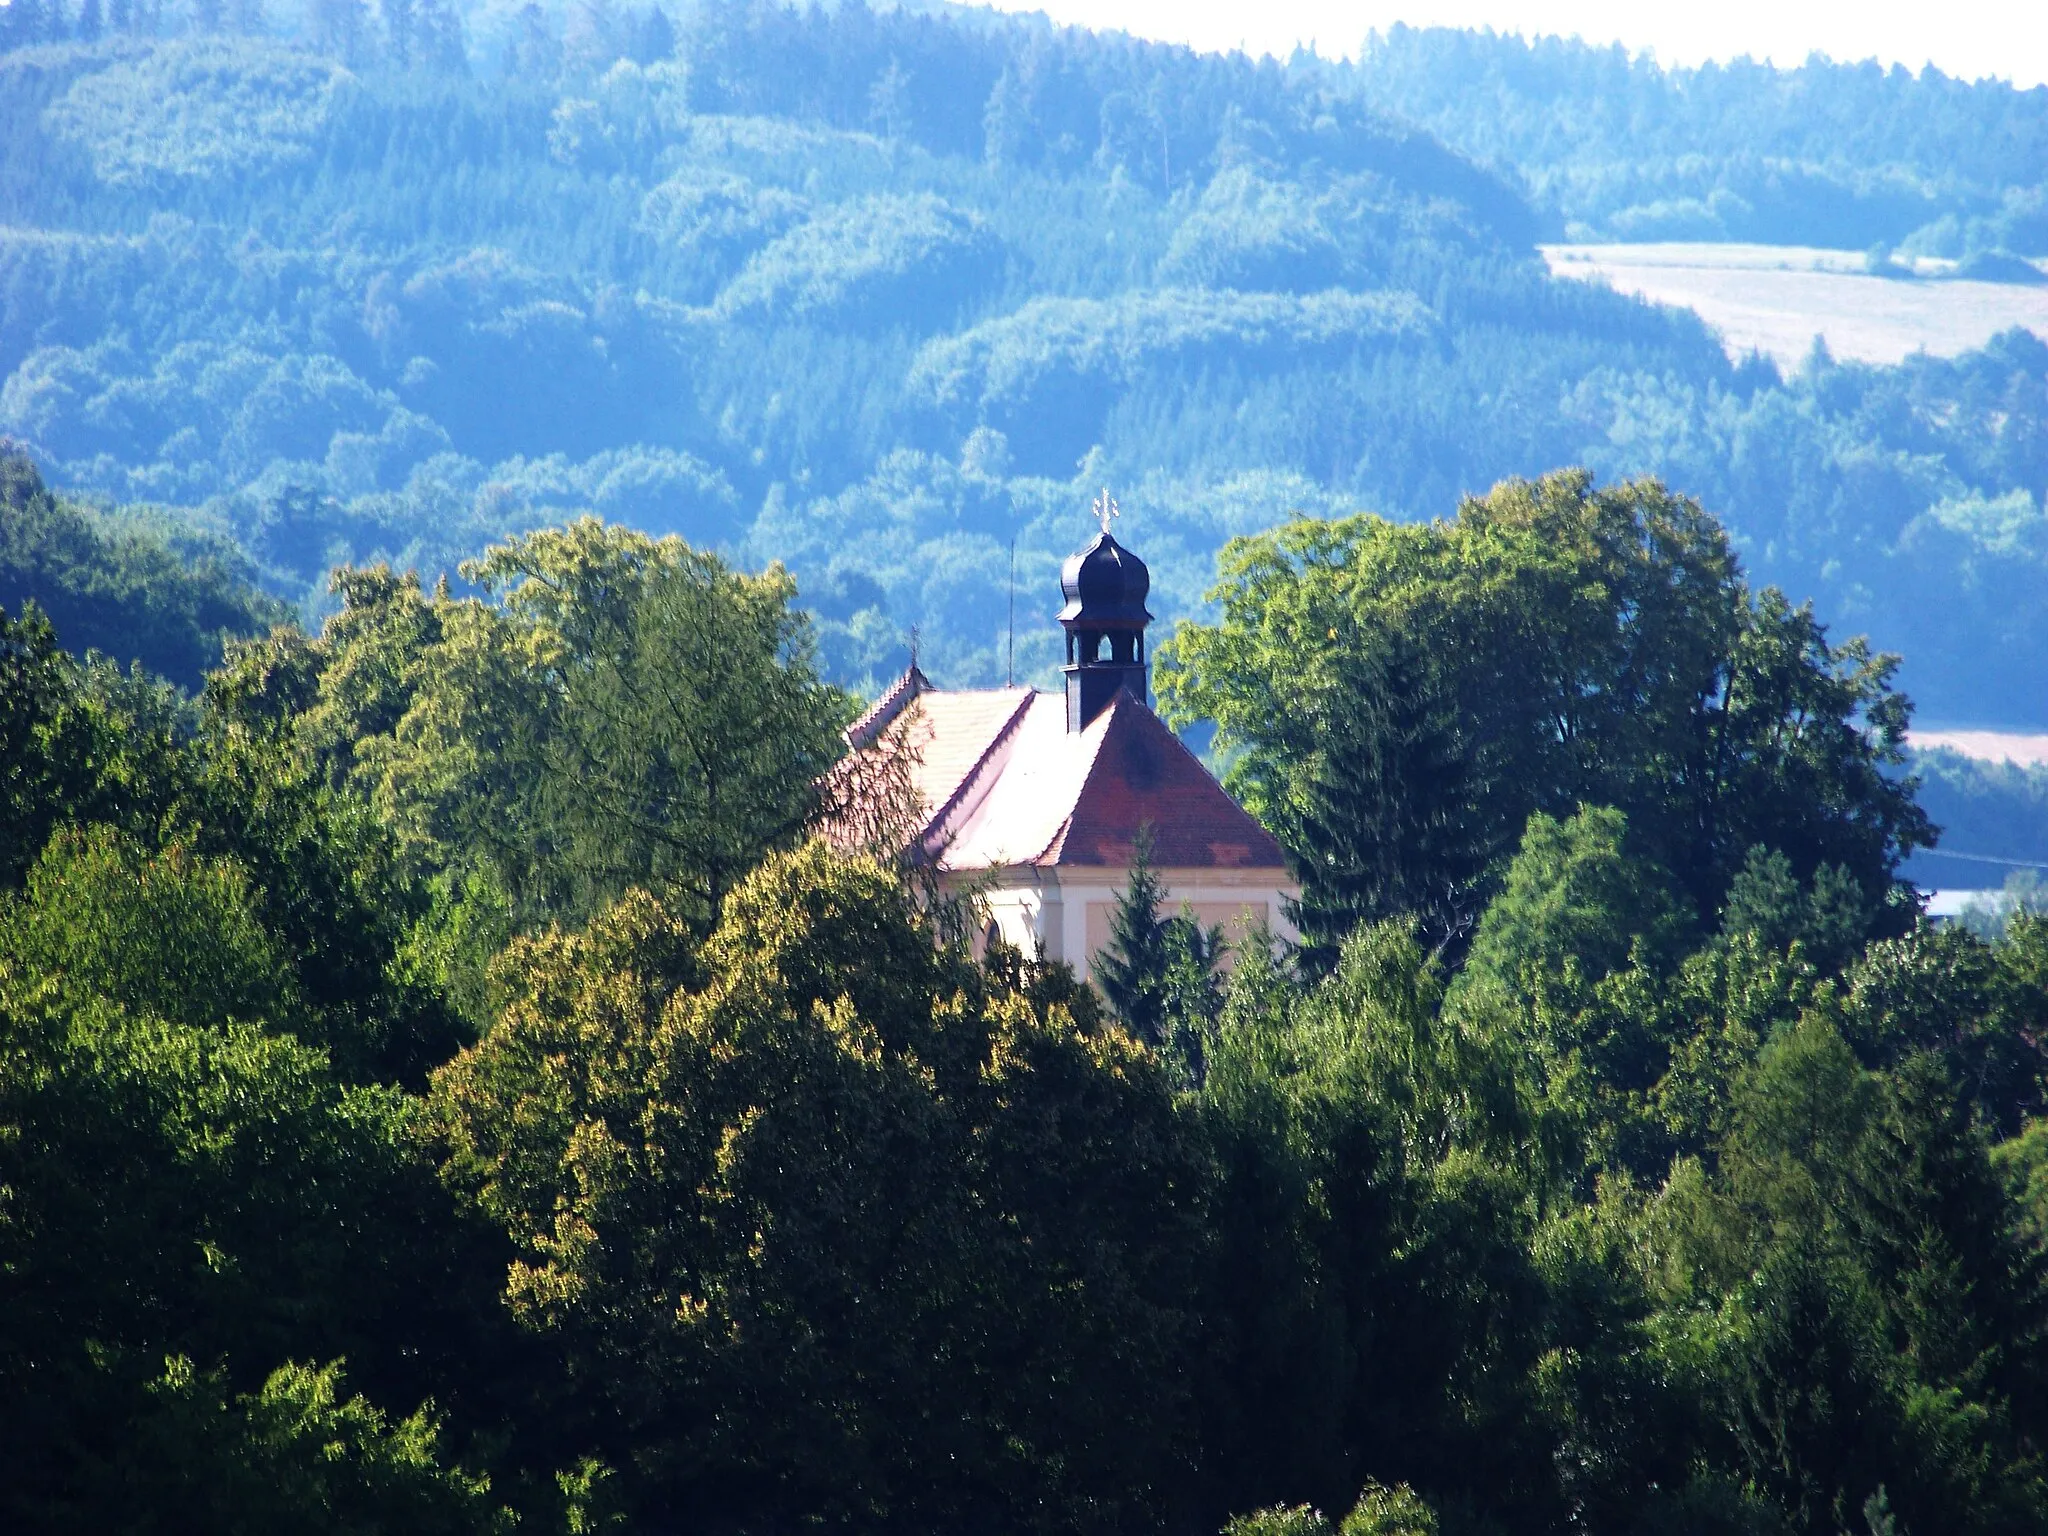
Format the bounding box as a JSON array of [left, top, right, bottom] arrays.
[[844, 670, 1288, 874]]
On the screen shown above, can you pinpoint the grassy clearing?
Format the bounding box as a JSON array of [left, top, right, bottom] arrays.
[[1545, 242, 2048, 368]]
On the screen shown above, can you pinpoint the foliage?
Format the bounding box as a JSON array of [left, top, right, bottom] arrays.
[[0, 871, 503, 1529], [60, 1357, 510, 1535], [1, 21, 2047, 1520], [1839, 919, 2048, 1134], [1220, 1484, 1437, 1536], [1720, 844, 1874, 974], [0, 14, 2046, 718], [1352, 27, 2048, 252], [1460, 806, 1692, 999], [2, 460, 2048, 1533], [221, 519, 853, 932], [0, 445, 282, 688], [1095, 823, 1177, 1043], [1094, 828, 1228, 1082], [1652, 1022, 2048, 1534], [1092, 827, 1226, 1050], [1157, 472, 1931, 962], [430, 842, 1205, 1531], [43, 39, 353, 184], [715, 191, 1002, 324]]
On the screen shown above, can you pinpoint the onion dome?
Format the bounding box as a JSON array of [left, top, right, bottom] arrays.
[[1057, 529, 1152, 625]]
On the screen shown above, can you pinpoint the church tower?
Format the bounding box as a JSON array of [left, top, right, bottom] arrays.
[[1059, 493, 1152, 732], [825, 489, 1296, 981]]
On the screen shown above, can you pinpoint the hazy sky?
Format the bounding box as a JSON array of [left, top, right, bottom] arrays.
[[974, 1, 2048, 89]]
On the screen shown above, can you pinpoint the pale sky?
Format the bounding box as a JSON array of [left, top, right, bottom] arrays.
[[973, 0, 2048, 90]]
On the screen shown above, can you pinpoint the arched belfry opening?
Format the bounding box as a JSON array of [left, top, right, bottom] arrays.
[[1058, 492, 1152, 732]]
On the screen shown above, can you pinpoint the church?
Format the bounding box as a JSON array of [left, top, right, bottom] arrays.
[[835, 502, 1298, 980]]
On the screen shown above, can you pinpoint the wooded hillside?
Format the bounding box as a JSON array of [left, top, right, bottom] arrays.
[[0, 3, 2044, 720]]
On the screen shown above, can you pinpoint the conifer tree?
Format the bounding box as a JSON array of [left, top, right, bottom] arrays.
[[1283, 633, 1478, 968], [1095, 824, 1173, 1046], [1158, 905, 1226, 1084], [1093, 827, 1227, 1077]]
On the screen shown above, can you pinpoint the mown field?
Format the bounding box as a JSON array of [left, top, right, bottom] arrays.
[[1545, 242, 2048, 367]]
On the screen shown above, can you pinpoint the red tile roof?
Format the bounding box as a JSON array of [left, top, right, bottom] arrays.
[[844, 664, 933, 748], [841, 670, 1288, 874], [1042, 696, 1287, 870]]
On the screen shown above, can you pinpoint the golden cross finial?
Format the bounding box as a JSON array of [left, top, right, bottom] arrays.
[[1092, 487, 1119, 536]]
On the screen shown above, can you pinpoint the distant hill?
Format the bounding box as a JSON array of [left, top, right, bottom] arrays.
[[1906, 746, 2048, 891], [1351, 26, 2048, 255], [0, 5, 2043, 728], [0, 444, 283, 688]]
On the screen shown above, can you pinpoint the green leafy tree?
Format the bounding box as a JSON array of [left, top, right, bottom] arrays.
[[319, 521, 854, 931], [0, 603, 190, 889], [0, 449, 284, 691], [0, 898, 497, 1530], [1992, 1117, 2048, 1252], [1649, 1016, 2048, 1534], [1459, 806, 1692, 1002], [1190, 922, 1604, 1528], [3, 826, 299, 1032], [0, 594, 462, 1085], [1450, 806, 1693, 1181], [1843, 923, 2048, 1134], [67, 1357, 508, 1535], [1157, 473, 1932, 962], [430, 842, 1207, 1531], [1220, 1484, 1437, 1536]]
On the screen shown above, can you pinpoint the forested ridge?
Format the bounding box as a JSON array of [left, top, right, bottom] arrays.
[[1351, 26, 2048, 253], [8, 6, 2048, 1525], [6, 464, 2048, 1534], [0, 1, 2045, 721]]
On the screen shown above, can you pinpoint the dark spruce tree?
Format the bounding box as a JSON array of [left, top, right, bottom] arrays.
[[1095, 824, 1173, 1047], [1283, 633, 1482, 970], [1094, 825, 1225, 1081]]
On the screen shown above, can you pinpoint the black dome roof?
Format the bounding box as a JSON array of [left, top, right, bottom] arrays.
[[1058, 530, 1152, 625]]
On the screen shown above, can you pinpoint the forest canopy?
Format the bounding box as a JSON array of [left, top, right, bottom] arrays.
[[5, 475, 2048, 1534], [7, 3, 2048, 1528], [1156, 472, 1929, 960], [0, 2, 2043, 720]]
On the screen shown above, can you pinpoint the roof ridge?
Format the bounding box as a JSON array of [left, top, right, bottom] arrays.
[[918, 686, 1039, 859], [1039, 812, 1076, 865], [1049, 690, 1287, 868], [1029, 694, 1119, 863], [845, 665, 931, 749]]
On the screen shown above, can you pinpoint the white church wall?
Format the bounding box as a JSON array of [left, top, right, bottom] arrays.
[[959, 866, 1298, 982]]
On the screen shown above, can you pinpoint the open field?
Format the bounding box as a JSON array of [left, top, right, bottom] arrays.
[[1543, 242, 2048, 369], [1911, 730, 2048, 767]]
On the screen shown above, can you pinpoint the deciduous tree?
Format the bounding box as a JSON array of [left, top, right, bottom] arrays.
[[1158, 472, 1932, 962]]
